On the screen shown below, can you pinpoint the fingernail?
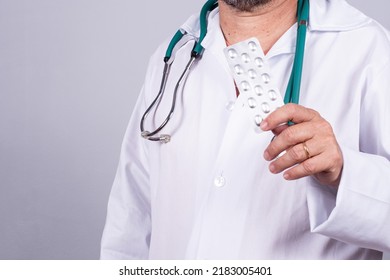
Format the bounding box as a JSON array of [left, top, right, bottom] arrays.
[[260, 121, 268, 130], [264, 151, 270, 161], [269, 164, 276, 173], [283, 173, 290, 180]]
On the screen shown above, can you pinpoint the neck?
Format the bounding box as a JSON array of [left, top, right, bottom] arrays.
[[219, 0, 298, 54]]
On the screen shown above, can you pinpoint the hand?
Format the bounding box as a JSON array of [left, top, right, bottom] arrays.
[[260, 104, 343, 187]]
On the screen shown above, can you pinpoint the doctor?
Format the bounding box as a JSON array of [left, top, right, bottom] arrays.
[[101, 0, 390, 259]]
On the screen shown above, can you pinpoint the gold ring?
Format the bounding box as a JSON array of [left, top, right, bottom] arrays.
[[303, 142, 311, 159]]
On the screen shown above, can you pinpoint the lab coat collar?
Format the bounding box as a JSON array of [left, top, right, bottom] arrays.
[[179, 0, 372, 37], [309, 0, 372, 32]]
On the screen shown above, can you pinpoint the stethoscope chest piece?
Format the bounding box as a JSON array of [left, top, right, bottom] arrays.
[[141, 130, 171, 144]]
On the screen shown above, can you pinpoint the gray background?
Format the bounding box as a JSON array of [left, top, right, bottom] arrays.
[[0, 0, 389, 260]]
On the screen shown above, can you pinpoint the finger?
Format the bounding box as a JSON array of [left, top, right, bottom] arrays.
[[269, 140, 322, 174], [282, 153, 331, 181], [260, 103, 318, 131], [271, 123, 289, 136], [264, 121, 316, 161]]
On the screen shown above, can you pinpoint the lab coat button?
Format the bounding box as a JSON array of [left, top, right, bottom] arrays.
[[225, 101, 235, 111], [214, 176, 226, 187]]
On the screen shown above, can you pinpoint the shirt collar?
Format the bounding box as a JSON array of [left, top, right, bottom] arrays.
[[199, 8, 297, 58]]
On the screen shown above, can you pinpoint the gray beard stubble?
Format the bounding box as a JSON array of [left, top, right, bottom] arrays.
[[221, 0, 274, 12]]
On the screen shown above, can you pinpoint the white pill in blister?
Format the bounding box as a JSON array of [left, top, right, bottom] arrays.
[[248, 41, 257, 52], [254, 85, 263, 96], [255, 57, 264, 68], [268, 89, 277, 101], [241, 53, 250, 63], [228, 49, 238, 59], [234, 65, 244, 75], [254, 115, 263, 126], [261, 73, 271, 84], [248, 97, 257, 108], [241, 81, 250, 91], [248, 69, 257, 79], [262, 102, 271, 113]]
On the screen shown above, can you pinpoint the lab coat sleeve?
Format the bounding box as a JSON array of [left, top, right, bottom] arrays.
[[99, 47, 164, 259], [100, 89, 151, 259], [306, 59, 390, 253]]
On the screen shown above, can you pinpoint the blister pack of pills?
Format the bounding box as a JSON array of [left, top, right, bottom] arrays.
[[224, 37, 284, 133]]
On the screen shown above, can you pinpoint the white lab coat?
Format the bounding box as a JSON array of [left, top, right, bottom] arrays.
[[101, 0, 390, 259]]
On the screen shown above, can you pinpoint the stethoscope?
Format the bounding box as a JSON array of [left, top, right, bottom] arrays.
[[140, 0, 309, 143]]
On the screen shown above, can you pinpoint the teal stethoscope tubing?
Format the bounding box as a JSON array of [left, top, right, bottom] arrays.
[[140, 0, 309, 143], [285, 0, 310, 105]]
